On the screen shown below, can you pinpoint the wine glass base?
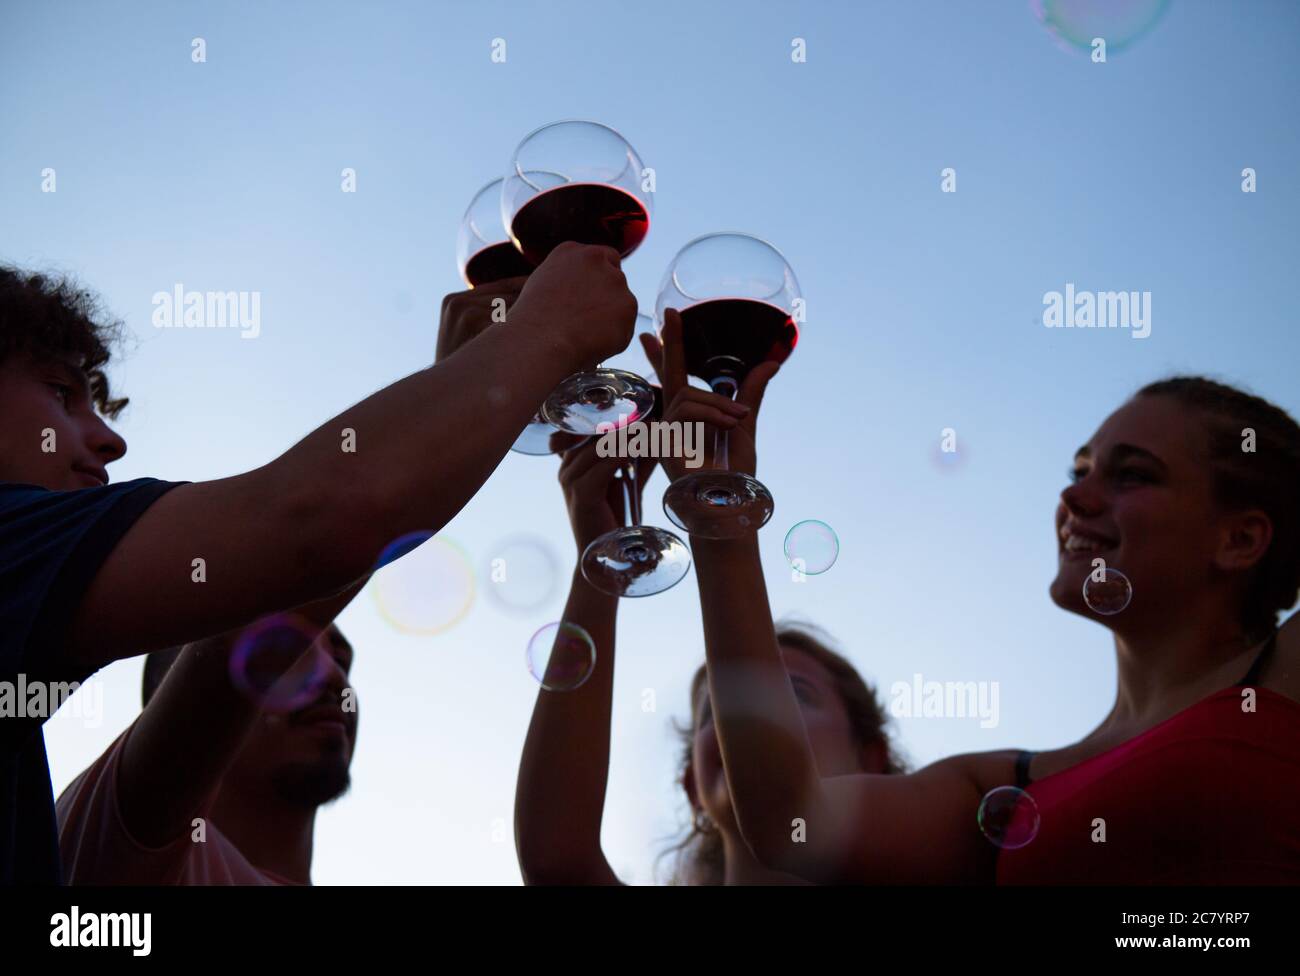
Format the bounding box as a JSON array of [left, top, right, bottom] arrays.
[[663, 471, 774, 539], [580, 525, 691, 597], [541, 368, 655, 436], [511, 416, 569, 456]]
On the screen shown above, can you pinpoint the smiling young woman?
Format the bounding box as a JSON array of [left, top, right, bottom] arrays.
[[674, 367, 1300, 885]]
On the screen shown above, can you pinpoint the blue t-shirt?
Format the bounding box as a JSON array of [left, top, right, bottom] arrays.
[[1, 477, 181, 884]]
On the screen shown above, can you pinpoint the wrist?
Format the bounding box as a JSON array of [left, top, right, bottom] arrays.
[[504, 303, 590, 380]]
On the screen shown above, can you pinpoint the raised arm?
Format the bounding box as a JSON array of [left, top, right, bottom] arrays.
[[66, 243, 636, 670], [648, 311, 997, 884], [514, 439, 652, 885], [116, 583, 363, 848]]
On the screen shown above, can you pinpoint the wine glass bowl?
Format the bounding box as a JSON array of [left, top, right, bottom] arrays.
[[502, 121, 656, 437], [457, 177, 536, 287], [501, 121, 651, 262]]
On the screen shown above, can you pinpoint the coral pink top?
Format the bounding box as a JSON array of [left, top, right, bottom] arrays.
[[997, 633, 1300, 884]]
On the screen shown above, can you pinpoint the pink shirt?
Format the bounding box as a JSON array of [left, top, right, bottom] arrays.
[[56, 725, 297, 885]]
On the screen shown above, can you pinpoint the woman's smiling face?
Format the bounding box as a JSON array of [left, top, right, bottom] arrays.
[[1050, 393, 1261, 630]]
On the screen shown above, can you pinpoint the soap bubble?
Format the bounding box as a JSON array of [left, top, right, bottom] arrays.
[[371, 533, 475, 634], [978, 786, 1041, 849], [526, 621, 596, 692], [1083, 566, 1132, 615], [784, 520, 839, 575], [1032, 0, 1170, 54]]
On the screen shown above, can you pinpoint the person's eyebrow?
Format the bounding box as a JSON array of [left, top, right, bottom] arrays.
[[1073, 444, 1167, 472], [40, 358, 92, 396], [1109, 443, 1168, 471]]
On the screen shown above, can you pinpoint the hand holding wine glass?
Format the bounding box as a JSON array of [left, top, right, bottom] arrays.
[[436, 276, 529, 364], [557, 439, 657, 555], [510, 241, 637, 370], [642, 309, 779, 484]]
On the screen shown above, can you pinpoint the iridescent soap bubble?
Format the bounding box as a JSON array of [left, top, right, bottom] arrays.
[[978, 786, 1041, 849], [228, 613, 331, 713], [1083, 566, 1132, 615], [485, 535, 562, 613], [526, 621, 596, 692], [1032, 0, 1170, 54], [371, 533, 475, 634], [784, 520, 839, 575]]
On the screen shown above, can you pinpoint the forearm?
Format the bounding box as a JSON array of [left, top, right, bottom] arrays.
[[69, 316, 579, 664], [691, 535, 827, 860], [278, 314, 577, 568], [117, 583, 363, 847], [515, 568, 621, 883]]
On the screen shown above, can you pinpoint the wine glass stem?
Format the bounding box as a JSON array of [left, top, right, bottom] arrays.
[[621, 461, 641, 528], [710, 376, 738, 472]]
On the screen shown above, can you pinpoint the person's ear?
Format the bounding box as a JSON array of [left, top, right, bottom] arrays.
[[682, 762, 701, 813], [1215, 509, 1273, 573]]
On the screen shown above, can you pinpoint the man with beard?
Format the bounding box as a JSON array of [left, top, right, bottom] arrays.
[[56, 606, 359, 885]]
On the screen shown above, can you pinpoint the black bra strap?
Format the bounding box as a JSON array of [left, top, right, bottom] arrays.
[[1237, 630, 1278, 687], [1014, 749, 1035, 788]]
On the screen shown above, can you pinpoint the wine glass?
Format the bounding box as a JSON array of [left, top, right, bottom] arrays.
[[500, 120, 656, 436], [657, 233, 800, 539], [456, 177, 563, 456], [579, 313, 692, 597]]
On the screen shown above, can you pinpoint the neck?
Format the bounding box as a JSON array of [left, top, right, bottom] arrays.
[[1102, 603, 1265, 736], [720, 829, 813, 886], [209, 782, 317, 884]]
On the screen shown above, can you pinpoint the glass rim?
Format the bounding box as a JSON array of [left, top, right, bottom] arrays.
[[507, 119, 644, 197], [660, 231, 801, 306]]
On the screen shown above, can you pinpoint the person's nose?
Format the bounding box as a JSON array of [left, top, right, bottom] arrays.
[[1060, 472, 1105, 518], [86, 414, 127, 465]]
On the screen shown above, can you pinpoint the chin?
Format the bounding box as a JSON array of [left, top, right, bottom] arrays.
[[273, 759, 352, 808]]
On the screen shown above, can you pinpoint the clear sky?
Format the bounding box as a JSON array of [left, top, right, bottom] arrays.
[[3, 0, 1299, 884]]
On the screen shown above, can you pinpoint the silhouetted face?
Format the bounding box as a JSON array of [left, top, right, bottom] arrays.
[[224, 626, 358, 808], [687, 644, 881, 833], [0, 354, 126, 489], [1051, 395, 1250, 628]]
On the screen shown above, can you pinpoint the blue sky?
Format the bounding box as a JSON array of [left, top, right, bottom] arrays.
[[4, 0, 1299, 883]]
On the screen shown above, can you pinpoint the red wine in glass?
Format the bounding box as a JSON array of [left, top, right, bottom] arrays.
[[463, 241, 536, 287], [510, 183, 649, 265], [680, 298, 799, 383]]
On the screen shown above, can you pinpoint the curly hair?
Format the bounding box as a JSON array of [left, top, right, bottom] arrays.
[[0, 265, 129, 417], [1137, 376, 1300, 639], [659, 621, 907, 885]]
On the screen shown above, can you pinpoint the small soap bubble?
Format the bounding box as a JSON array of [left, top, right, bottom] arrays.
[[485, 535, 562, 613], [978, 786, 1040, 849], [228, 614, 331, 713], [1083, 566, 1132, 615], [784, 520, 839, 574], [526, 621, 596, 692]]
